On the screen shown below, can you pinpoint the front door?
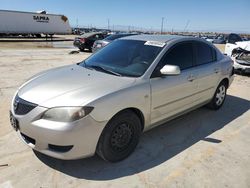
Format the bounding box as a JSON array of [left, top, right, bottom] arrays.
[[150, 42, 198, 125]]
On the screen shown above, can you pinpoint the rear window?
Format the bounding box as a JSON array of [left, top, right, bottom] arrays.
[[194, 42, 216, 65], [105, 34, 135, 41], [81, 32, 101, 38]]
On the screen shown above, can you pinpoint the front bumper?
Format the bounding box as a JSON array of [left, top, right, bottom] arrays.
[[10, 100, 107, 160], [233, 60, 250, 73]]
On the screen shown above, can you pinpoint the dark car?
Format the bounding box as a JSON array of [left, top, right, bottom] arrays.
[[226, 33, 243, 44], [74, 32, 106, 52], [92, 33, 138, 53]]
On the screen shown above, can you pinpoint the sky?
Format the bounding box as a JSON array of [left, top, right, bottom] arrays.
[[1, 0, 250, 33]]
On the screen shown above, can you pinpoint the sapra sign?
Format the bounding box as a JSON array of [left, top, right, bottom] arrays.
[[33, 15, 49, 23]]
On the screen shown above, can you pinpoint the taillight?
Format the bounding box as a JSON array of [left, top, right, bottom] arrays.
[[80, 38, 85, 43]]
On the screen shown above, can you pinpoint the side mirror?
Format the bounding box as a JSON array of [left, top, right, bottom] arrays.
[[160, 65, 181, 76]]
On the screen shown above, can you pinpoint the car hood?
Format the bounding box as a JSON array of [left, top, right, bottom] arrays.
[[18, 64, 136, 108], [235, 41, 250, 51]]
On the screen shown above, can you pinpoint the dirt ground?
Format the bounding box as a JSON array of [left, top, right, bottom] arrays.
[[0, 41, 249, 188]]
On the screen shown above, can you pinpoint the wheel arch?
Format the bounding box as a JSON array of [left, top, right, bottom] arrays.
[[220, 78, 229, 88], [109, 108, 145, 132]]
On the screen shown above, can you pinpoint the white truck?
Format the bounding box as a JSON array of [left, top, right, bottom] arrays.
[[0, 10, 71, 37]]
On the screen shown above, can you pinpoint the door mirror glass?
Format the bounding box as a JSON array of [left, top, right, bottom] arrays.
[[160, 65, 180, 76]]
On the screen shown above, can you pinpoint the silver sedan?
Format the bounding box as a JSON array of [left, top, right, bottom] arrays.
[[10, 35, 234, 162]]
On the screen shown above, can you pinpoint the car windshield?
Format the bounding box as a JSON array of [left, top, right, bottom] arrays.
[[80, 40, 164, 77]]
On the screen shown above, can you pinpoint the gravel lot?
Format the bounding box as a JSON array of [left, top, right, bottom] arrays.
[[0, 41, 249, 188]]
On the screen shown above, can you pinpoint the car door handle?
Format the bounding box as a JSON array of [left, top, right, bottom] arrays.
[[214, 68, 219, 73], [187, 75, 195, 82]]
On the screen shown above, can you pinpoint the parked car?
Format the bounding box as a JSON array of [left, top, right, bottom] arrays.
[[224, 33, 250, 74], [73, 32, 106, 51], [92, 33, 138, 53], [206, 36, 216, 43], [10, 35, 234, 162], [213, 36, 226, 44]]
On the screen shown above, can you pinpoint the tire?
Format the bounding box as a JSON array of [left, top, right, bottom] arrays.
[[96, 110, 142, 162], [207, 81, 227, 110], [79, 47, 85, 52], [35, 34, 42, 38]]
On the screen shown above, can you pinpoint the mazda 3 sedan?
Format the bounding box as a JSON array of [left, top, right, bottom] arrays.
[[10, 35, 234, 162]]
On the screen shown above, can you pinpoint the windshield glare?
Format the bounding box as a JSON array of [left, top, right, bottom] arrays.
[[81, 40, 163, 77]]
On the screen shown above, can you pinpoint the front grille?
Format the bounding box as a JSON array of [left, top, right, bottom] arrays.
[[14, 95, 37, 115], [48, 144, 73, 153], [237, 61, 250, 66]]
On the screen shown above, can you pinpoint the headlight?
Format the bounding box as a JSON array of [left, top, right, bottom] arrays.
[[42, 107, 94, 122]]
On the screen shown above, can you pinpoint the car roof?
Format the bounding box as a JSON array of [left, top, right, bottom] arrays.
[[80, 32, 102, 37], [119, 34, 188, 43]]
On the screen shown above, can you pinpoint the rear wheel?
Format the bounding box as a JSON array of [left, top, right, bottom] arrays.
[[208, 81, 227, 110], [79, 47, 85, 52], [96, 110, 142, 162]]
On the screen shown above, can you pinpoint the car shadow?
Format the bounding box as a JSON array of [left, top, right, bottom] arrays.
[[34, 95, 250, 180]]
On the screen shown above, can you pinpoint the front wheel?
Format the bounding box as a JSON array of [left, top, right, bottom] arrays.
[[208, 81, 227, 110], [96, 110, 142, 162]]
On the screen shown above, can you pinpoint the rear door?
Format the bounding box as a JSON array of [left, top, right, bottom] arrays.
[[150, 42, 199, 125], [192, 41, 220, 103]]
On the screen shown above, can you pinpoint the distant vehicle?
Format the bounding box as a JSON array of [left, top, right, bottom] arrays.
[[10, 35, 234, 162], [206, 36, 216, 43], [73, 32, 106, 51], [242, 37, 249, 41], [0, 10, 71, 37], [92, 33, 138, 53], [224, 33, 250, 74], [213, 36, 226, 44]]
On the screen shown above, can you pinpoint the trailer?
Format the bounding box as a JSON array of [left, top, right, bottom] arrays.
[[0, 10, 71, 37]]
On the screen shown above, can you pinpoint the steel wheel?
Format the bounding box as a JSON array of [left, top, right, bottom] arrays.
[[96, 110, 142, 162], [110, 123, 133, 152]]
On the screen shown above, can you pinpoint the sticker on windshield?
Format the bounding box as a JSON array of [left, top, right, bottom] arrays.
[[144, 41, 165, 47]]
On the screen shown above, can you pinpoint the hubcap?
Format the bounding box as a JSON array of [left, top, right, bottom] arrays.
[[215, 85, 226, 106], [110, 123, 133, 152]]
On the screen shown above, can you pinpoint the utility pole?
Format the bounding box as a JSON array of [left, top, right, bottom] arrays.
[[107, 18, 110, 30], [183, 20, 190, 33], [161, 17, 164, 34]]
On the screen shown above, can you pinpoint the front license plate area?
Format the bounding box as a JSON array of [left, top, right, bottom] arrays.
[[9, 111, 19, 131]]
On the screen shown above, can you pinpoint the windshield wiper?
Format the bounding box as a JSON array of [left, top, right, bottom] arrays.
[[87, 65, 122, 76]]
